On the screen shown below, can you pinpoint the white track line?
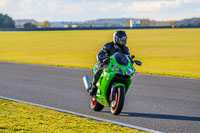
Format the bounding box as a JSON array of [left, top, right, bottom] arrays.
[[0, 96, 163, 133]]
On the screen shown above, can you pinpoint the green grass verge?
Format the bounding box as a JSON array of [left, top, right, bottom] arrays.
[[0, 98, 147, 133], [0, 29, 200, 78]]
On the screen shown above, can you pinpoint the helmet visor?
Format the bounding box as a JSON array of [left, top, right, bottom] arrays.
[[117, 38, 127, 46]]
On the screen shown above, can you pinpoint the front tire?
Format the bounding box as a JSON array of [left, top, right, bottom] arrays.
[[90, 96, 104, 111], [110, 86, 125, 115]]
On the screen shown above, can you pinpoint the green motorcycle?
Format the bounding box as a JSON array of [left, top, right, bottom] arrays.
[[83, 52, 142, 115]]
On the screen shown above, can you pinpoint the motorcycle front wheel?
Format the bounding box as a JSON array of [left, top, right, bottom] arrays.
[[90, 96, 104, 111], [110, 86, 125, 115]]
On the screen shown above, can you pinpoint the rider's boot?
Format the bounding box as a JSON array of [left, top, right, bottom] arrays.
[[89, 85, 97, 96], [89, 74, 99, 96]]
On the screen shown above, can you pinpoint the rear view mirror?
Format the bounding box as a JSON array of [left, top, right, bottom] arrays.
[[131, 55, 135, 59], [134, 60, 142, 66]]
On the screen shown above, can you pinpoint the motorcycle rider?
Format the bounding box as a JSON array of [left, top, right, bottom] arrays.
[[90, 30, 131, 96]]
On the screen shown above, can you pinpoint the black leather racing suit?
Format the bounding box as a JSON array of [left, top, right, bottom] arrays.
[[92, 41, 130, 89]]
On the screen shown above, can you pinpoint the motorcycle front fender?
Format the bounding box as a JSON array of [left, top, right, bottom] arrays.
[[113, 83, 126, 87], [112, 83, 126, 94]]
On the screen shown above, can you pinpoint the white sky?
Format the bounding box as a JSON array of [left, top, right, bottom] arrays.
[[0, 0, 200, 21]]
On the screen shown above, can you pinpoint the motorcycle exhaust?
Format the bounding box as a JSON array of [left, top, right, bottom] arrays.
[[83, 75, 92, 92]]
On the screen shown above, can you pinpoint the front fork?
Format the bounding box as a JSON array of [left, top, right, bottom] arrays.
[[110, 85, 116, 101], [110, 83, 126, 103]]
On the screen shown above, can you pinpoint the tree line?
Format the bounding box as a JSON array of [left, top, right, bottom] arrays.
[[0, 13, 15, 28], [1, 13, 200, 28], [23, 21, 51, 28], [140, 18, 200, 26], [0, 13, 51, 28]]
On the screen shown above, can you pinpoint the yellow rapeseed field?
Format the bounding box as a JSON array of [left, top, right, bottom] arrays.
[[0, 28, 200, 78]]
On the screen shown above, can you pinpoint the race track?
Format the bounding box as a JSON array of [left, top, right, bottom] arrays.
[[0, 62, 200, 133]]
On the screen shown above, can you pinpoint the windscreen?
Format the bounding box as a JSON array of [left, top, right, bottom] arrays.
[[113, 52, 129, 66]]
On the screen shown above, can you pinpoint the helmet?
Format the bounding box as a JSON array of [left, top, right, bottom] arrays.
[[113, 30, 127, 47]]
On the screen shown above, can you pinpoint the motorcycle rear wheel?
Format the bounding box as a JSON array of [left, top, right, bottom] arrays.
[[90, 96, 104, 111], [110, 86, 125, 115]]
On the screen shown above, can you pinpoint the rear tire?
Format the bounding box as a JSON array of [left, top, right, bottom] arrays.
[[110, 86, 125, 115], [90, 96, 104, 111]]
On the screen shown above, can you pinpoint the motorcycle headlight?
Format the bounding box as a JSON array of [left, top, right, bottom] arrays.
[[112, 65, 123, 74], [125, 68, 135, 75]]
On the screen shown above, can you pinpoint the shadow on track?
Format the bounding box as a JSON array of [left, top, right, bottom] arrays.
[[119, 112, 200, 122]]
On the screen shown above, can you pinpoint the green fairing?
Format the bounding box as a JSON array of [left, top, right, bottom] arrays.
[[93, 53, 135, 107]]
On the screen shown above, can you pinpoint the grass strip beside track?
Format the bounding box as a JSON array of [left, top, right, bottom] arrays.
[[0, 29, 200, 78], [0, 98, 148, 133]]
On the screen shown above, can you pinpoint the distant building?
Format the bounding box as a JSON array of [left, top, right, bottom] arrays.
[[125, 20, 141, 27], [128, 20, 133, 27], [15, 24, 24, 28], [71, 25, 78, 28], [131, 20, 141, 27], [64, 25, 69, 28]]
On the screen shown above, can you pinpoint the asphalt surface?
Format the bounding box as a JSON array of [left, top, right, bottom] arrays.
[[0, 62, 200, 133]]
